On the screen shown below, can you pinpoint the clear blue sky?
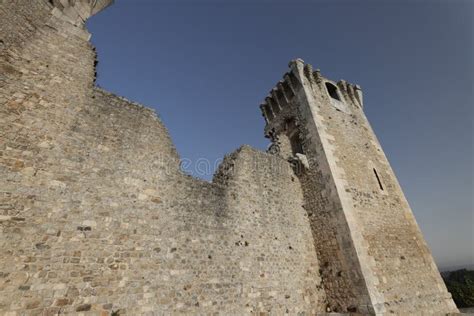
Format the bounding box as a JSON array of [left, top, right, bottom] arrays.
[[87, 0, 473, 270]]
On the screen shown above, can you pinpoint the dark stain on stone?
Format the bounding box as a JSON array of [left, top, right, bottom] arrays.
[[76, 304, 91, 312], [35, 242, 50, 250]]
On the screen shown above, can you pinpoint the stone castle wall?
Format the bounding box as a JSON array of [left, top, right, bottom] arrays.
[[0, 1, 328, 314], [298, 66, 456, 314], [259, 60, 458, 314], [1, 1, 459, 315], [295, 63, 456, 314]]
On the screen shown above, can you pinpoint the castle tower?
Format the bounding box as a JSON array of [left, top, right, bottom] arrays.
[[260, 59, 458, 314]]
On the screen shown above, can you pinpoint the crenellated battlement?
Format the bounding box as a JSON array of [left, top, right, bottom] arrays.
[[260, 59, 369, 160], [260, 59, 364, 134]]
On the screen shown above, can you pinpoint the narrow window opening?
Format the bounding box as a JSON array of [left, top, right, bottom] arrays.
[[373, 168, 384, 191], [325, 82, 341, 101]]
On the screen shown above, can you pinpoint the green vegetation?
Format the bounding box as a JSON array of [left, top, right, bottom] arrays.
[[443, 269, 474, 308]]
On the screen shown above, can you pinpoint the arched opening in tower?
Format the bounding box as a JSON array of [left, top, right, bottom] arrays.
[[325, 82, 341, 101]]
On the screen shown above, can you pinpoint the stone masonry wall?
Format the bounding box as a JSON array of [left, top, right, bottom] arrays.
[[1, 1, 459, 314], [259, 59, 458, 314], [300, 66, 458, 314], [261, 66, 373, 314], [213, 147, 327, 314], [0, 1, 52, 53], [0, 1, 328, 314]]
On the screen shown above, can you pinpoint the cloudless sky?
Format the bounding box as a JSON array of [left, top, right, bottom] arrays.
[[87, 0, 473, 270]]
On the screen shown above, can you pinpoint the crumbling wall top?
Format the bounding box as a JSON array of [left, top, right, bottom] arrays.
[[49, 0, 114, 26]]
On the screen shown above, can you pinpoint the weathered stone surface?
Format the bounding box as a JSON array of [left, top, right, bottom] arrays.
[[260, 59, 459, 314], [0, 1, 458, 315]]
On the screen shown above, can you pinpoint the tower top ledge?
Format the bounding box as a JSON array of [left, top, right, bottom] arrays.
[[49, 0, 114, 26], [259, 59, 365, 134]]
